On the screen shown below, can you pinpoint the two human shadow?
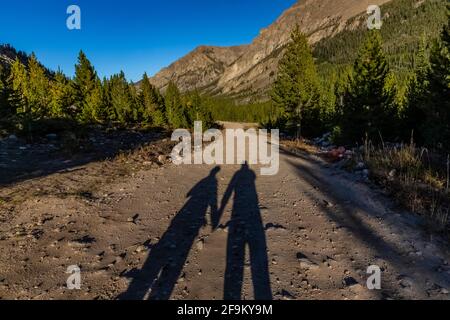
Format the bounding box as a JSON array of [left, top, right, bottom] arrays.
[[118, 163, 272, 300]]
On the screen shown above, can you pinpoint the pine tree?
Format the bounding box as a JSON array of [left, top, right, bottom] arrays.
[[101, 77, 116, 122], [165, 81, 188, 128], [138, 73, 166, 126], [7, 58, 29, 118], [341, 30, 398, 143], [420, 7, 450, 150], [80, 79, 104, 123], [403, 35, 430, 143], [27, 53, 51, 119], [109, 71, 136, 125], [72, 51, 103, 122], [0, 65, 10, 117], [183, 91, 214, 129], [48, 69, 74, 118], [271, 25, 322, 138], [129, 82, 141, 122]]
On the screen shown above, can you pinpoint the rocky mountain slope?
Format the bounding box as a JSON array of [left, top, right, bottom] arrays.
[[148, 0, 392, 99], [0, 45, 28, 67], [148, 45, 247, 93]]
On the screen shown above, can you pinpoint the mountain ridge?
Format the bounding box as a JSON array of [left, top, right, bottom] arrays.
[[147, 0, 392, 99]]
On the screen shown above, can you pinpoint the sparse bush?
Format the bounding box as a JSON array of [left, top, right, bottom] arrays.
[[363, 139, 450, 231]]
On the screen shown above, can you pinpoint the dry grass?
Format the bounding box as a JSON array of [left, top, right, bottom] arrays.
[[282, 139, 320, 155], [363, 139, 450, 232]]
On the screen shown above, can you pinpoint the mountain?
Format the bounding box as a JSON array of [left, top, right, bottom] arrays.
[[0, 44, 28, 67], [148, 45, 248, 92], [147, 0, 392, 98], [147, 0, 448, 102]]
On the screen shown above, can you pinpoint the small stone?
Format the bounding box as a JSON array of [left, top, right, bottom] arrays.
[[8, 134, 18, 141], [299, 258, 319, 270], [127, 214, 139, 223], [278, 289, 295, 300], [115, 256, 123, 264], [356, 162, 365, 170], [323, 200, 334, 208], [342, 276, 358, 287], [297, 253, 319, 270], [158, 155, 167, 163], [135, 245, 147, 253], [398, 275, 414, 288], [196, 239, 204, 251]]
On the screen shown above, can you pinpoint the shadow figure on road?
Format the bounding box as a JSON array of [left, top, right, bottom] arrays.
[[118, 166, 220, 300], [217, 162, 272, 300]]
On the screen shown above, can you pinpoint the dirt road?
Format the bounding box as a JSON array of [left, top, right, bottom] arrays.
[[0, 123, 449, 300]]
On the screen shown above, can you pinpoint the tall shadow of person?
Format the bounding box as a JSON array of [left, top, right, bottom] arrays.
[[216, 162, 272, 300], [118, 166, 220, 300]]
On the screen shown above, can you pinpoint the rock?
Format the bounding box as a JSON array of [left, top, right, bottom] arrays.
[[345, 150, 353, 156], [7, 134, 18, 141], [178, 273, 186, 283], [322, 200, 334, 208], [158, 155, 167, 163], [127, 214, 139, 223], [46, 133, 58, 140], [356, 162, 366, 170], [135, 245, 147, 253], [362, 169, 370, 177], [342, 276, 358, 287], [114, 256, 124, 264], [388, 169, 397, 178], [398, 275, 414, 288], [196, 239, 204, 251], [297, 253, 319, 270], [299, 259, 319, 270], [278, 289, 296, 300]]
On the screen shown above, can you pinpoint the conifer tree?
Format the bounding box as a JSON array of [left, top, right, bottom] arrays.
[[101, 77, 116, 122], [73, 51, 102, 122], [271, 25, 322, 138], [79, 79, 104, 123], [183, 91, 214, 129], [27, 53, 51, 118], [165, 81, 188, 128], [420, 8, 450, 150], [109, 72, 136, 125], [49, 70, 75, 118], [341, 30, 398, 143], [0, 65, 10, 117], [403, 35, 430, 142], [7, 58, 29, 118], [139, 73, 166, 126]]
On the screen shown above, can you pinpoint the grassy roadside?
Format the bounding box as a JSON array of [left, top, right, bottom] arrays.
[[362, 140, 449, 232], [281, 138, 450, 235]]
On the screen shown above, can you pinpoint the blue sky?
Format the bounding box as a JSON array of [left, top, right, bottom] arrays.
[[0, 0, 297, 81]]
